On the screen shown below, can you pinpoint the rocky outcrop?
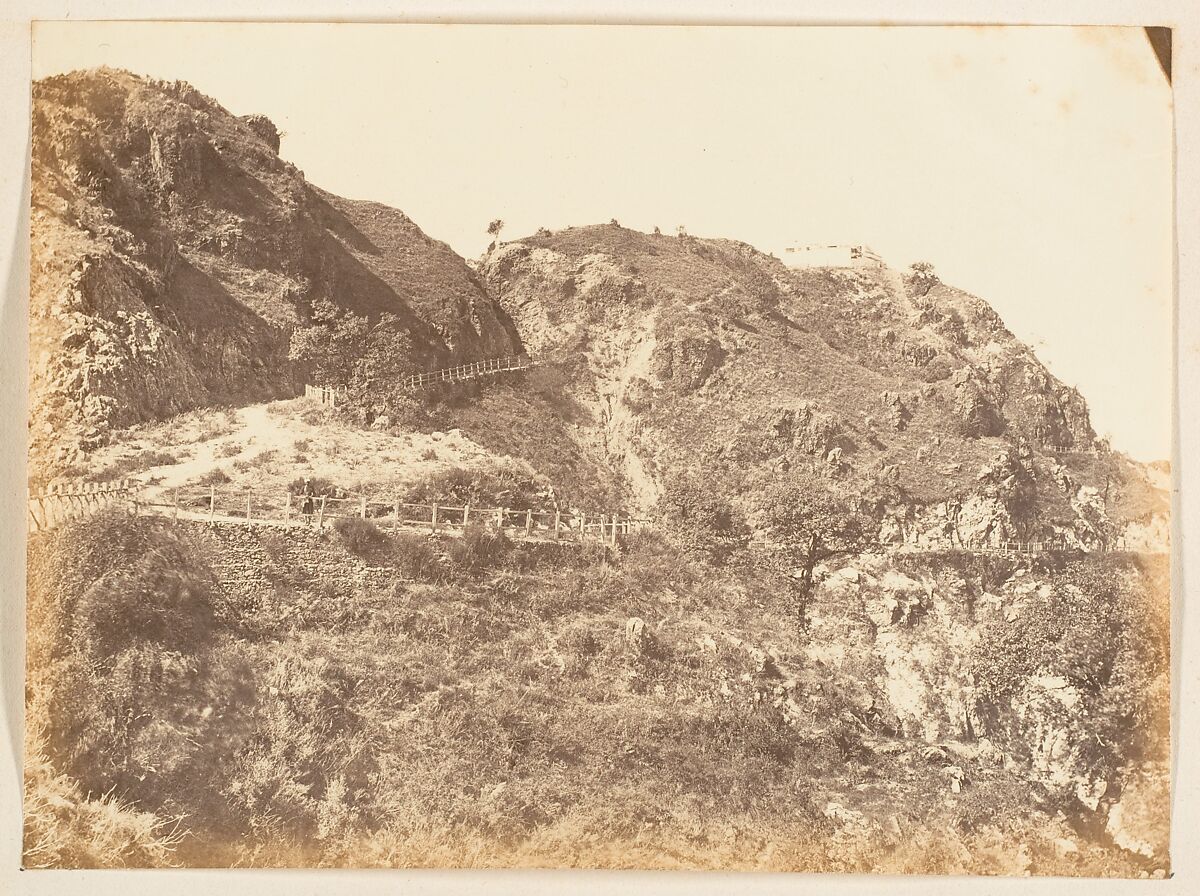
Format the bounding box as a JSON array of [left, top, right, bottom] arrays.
[[768, 402, 842, 458], [812, 552, 1170, 864], [651, 328, 725, 393], [477, 224, 1166, 550], [238, 114, 280, 153], [949, 370, 1004, 437], [30, 68, 520, 474]]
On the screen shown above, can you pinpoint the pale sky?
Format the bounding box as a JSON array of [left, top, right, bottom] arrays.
[[32, 22, 1174, 460]]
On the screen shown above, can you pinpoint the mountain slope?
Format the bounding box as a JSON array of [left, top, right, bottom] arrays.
[[29, 68, 520, 476], [23, 78, 1171, 873], [474, 224, 1166, 550]]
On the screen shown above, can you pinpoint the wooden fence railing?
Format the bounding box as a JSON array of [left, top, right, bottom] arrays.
[[402, 354, 536, 389], [886, 538, 1089, 556], [304, 354, 536, 405], [31, 480, 1153, 556], [139, 486, 649, 544], [1045, 445, 1103, 457], [304, 384, 347, 408], [28, 480, 135, 532]]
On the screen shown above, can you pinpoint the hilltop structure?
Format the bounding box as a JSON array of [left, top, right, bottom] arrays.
[[782, 243, 887, 269]]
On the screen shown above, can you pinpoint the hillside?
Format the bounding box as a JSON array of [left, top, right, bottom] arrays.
[[29, 68, 520, 478], [24, 79, 1172, 875], [26, 503, 1169, 872], [475, 224, 1167, 551]]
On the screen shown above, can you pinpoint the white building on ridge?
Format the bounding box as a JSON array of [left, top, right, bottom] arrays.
[[782, 244, 885, 269]]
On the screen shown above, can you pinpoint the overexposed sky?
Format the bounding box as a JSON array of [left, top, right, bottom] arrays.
[[32, 22, 1174, 460]]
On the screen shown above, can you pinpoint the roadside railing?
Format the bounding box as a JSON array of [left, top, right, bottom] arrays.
[[140, 486, 650, 545], [28, 480, 135, 532], [304, 384, 347, 408], [402, 354, 536, 389], [1045, 445, 1103, 457], [31, 479, 1153, 557], [304, 354, 537, 405]]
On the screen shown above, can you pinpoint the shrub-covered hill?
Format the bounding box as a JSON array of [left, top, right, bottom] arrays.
[[30, 68, 521, 474], [25, 73, 1171, 876], [476, 224, 1167, 552], [25, 513, 1169, 872]]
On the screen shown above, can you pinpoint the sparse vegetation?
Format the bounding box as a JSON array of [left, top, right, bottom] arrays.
[[196, 468, 231, 486], [288, 475, 339, 497], [91, 449, 178, 481], [403, 459, 544, 511], [25, 69, 1171, 875], [906, 260, 941, 297], [447, 523, 510, 574], [333, 517, 387, 558], [390, 532, 444, 581]]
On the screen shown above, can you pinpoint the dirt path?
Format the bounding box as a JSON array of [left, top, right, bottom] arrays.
[[137, 404, 297, 500], [117, 399, 493, 503]]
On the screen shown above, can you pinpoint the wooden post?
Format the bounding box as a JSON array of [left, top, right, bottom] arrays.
[[209, 485, 216, 522], [463, 504, 471, 527], [360, 496, 368, 519], [284, 493, 292, 523], [611, 516, 618, 546], [431, 503, 439, 534], [246, 492, 252, 521], [525, 508, 534, 537], [496, 507, 505, 530], [554, 509, 561, 539], [393, 498, 400, 532], [317, 495, 326, 529]]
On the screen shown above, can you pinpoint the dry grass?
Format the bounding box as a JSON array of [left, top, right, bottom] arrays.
[[23, 747, 184, 869], [24, 512, 1169, 872]]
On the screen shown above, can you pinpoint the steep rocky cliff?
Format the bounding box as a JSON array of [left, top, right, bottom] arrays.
[[30, 68, 520, 475], [476, 224, 1167, 549]]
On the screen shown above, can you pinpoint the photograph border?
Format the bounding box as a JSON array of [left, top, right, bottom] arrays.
[[1, 2, 1195, 893]]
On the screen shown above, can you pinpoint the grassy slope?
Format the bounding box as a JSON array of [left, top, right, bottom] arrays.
[[25, 510, 1167, 873], [81, 398, 531, 507]]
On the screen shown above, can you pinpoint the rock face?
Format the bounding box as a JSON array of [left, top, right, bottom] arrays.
[[477, 224, 1167, 541], [811, 552, 1171, 864], [30, 68, 521, 473]]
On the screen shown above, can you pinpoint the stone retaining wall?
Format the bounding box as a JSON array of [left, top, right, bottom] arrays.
[[179, 519, 398, 599]]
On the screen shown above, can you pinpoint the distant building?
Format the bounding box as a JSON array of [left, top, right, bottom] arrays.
[[782, 244, 885, 269]]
